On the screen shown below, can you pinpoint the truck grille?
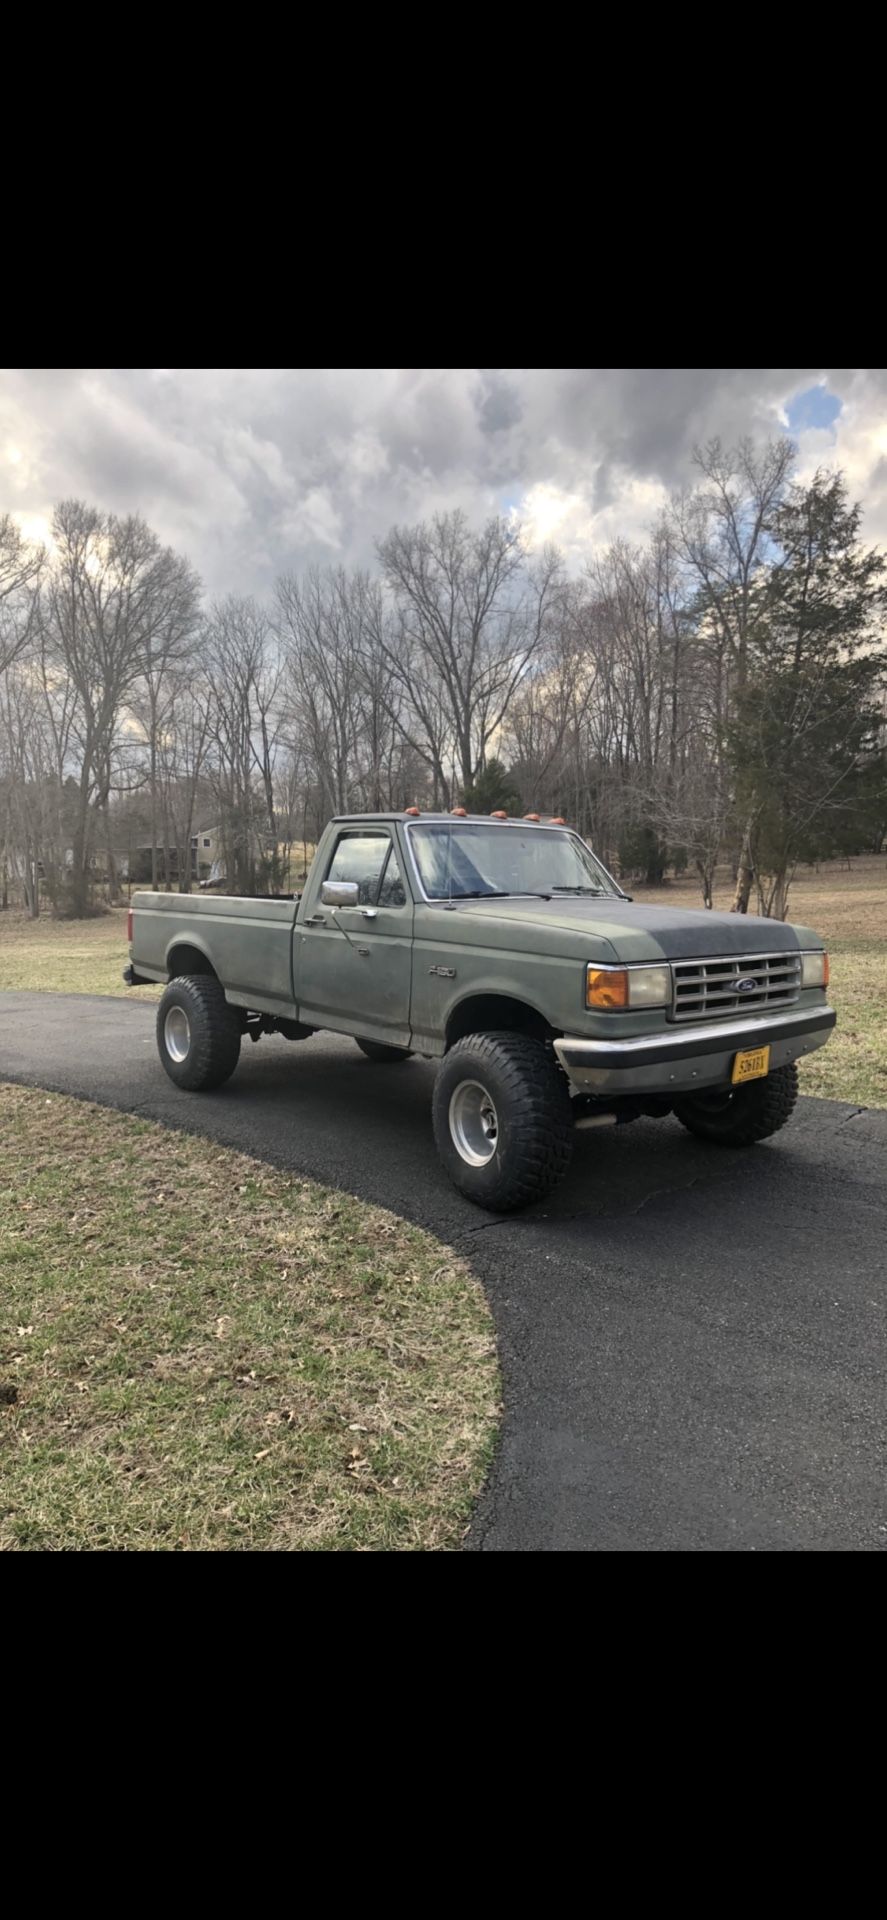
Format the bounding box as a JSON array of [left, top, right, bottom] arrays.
[[671, 951, 802, 1022]]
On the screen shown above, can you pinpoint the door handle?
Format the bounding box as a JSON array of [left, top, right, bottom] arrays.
[[360, 907, 378, 920], [305, 913, 326, 925]]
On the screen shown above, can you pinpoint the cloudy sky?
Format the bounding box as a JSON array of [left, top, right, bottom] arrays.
[[3, 368, 886, 594]]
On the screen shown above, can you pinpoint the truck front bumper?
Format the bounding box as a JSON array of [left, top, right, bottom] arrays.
[[554, 1005, 836, 1098]]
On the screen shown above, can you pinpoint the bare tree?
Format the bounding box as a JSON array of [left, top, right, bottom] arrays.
[[277, 569, 364, 815], [669, 437, 795, 909], [129, 557, 203, 886], [0, 667, 46, 914], [0, 515, 45, 677], [43, 501, 192, 915], [204, 597, 282, 893], [155, 675, 213, 891], [277, 567, 420, 820], [378, 511, 562, 796]]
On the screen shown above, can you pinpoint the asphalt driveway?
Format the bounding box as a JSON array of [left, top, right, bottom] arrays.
[[2, 990, 885, 1551]]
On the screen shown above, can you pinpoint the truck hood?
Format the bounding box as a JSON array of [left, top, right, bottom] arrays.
[[449, 895, 819, 963]]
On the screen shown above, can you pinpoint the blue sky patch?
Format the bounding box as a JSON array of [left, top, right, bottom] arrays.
[[786, 385, 842, 434]]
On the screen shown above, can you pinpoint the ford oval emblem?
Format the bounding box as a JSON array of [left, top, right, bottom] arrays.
[[734, 975, 758, 993]]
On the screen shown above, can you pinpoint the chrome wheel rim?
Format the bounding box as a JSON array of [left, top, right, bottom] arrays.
[[449, 1080, 499, 1167], [164, 1006, 191, 1063]]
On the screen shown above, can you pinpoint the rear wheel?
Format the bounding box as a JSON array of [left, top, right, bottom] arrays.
[[354, 1038, 413, 1064], [674, 1062, 798, 1146], [432, 1032, 573, 1212], [157, 975, 241, 1091]]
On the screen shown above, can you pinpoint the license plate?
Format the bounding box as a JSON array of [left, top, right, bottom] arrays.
[[731, 1045, 770, 1085]]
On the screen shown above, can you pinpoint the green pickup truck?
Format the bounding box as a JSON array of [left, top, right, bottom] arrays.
[[126, 811, 836, 1212]]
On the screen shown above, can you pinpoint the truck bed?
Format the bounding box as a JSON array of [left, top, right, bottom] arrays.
[[130, 890, 299, 1017]]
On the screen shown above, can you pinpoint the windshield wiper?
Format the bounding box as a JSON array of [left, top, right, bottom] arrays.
[[436, 888, 510, 900], [550, 885, 606, 896]]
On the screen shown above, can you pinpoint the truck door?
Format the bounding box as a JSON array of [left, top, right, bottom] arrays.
[[295, 828, 413, 1047]]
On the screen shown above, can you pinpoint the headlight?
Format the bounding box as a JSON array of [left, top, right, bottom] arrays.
[[801, 950, 829, 989], [586, 963, 671, 1010]]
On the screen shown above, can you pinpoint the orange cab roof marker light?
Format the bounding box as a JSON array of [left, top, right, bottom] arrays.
[[404, 807, 421, 816], [550, 816, 566, 825], [490, 810, 508, 820], [450, 806, 467, 817], [524, 813, 540, 822]]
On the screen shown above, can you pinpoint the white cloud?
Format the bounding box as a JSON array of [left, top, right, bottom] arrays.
[[791, 371, 887, 548], [2, 368, 886, 593]]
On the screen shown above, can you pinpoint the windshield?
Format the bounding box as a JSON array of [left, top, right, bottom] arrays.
[[408, 823, 622, 901]]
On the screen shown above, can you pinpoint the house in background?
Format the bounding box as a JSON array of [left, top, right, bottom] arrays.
[[192, 825, 221, 874], [127, 827, 220, 887]]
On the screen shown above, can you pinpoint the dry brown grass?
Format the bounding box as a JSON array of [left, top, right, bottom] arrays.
[[0, 1085, 499, 1552], [0, 907, 157, 999]]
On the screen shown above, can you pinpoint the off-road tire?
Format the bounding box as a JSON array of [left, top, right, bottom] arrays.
[[433, 1032, 573, 1212], [674, 1062, 799, 1146], [157, 975, 242, 1091], [355, 1038, 413, 1063]]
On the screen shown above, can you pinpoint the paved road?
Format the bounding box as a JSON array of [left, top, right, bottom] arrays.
[[2, 990, 886, 1551]]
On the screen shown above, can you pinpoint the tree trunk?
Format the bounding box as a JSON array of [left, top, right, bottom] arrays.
[[70, 793, 92, 917], [758, 870, 790, 920], [696, 859, 713, 910], [104, 806, 120, 905], [150, 723, 158, 890], [731, 820, 755, 914]]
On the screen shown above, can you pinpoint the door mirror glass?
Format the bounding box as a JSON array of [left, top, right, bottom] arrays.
[[322, 880, 359, 907]]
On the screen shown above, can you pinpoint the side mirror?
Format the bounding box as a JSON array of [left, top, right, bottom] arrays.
[[322, 880, 359, 907]]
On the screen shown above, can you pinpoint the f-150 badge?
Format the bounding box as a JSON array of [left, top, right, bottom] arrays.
[[428, 965, 457, 978]]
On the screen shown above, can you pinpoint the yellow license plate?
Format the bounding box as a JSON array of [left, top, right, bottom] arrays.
[[731, 1045, 770, 1085]]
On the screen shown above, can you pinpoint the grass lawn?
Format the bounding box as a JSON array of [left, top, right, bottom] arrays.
[[638, 855, 887, 1109], [0, 1084, 499, 1551], [0, 906, 160, 999]]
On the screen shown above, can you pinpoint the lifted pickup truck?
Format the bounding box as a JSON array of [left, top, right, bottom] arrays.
[[126, 812, 836, 1212]]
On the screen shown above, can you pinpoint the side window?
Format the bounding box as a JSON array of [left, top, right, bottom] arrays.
[[378, 848, 406, 909], [325, 833, 390, 905]]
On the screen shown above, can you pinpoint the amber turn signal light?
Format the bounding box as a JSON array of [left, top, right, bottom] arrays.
[[801, 949, 830, 989], [586, 967, 629, 1010]]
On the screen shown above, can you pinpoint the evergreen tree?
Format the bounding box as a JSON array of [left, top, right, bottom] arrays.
[[728, 473, 886, 917], [461, 759, 521, 814]]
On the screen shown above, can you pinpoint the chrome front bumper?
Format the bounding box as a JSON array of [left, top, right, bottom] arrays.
[[554, 1005, 836, 1097]]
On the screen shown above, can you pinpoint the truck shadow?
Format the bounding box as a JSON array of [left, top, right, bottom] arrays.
[[214, 1034, 859, 1238]]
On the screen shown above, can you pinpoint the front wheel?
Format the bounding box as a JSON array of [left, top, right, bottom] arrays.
[[354, 1038, 413, 1064], [432, 1032, 573, 1212], [157, 975, 242, 1091], [674, 1062, 799, 1146]]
